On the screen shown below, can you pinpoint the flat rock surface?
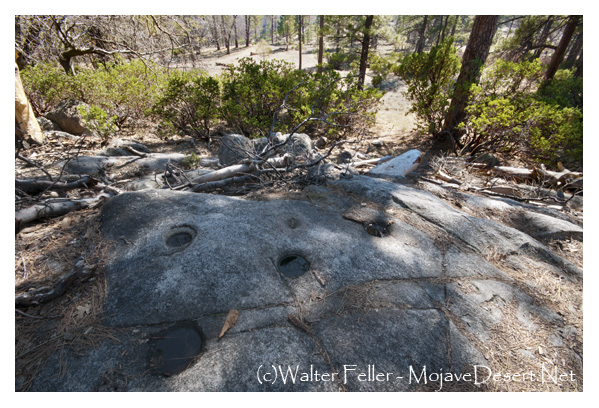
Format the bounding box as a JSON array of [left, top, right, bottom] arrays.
[[30, 174, 583, 392]]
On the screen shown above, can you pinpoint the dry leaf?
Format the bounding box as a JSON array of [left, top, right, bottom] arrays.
[[75, 303, 91, 319], [218, 309, 239, 339]]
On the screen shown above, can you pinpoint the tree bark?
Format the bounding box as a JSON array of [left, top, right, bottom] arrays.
[[358, 15, 374, 90], [544, 15, 580, 81], [271, 15, 274, 43], [298, 15, 303, 70], [575, 49, 583, 78], [317, 15, 324, 74], [15, 55, 44, 145], [565, 31, 582, 66], [212, 16, 220, 50], [416, 15, 428, 53], [245, 16, 250, 47], [450, 15, 458, 38], [532, 17, 554, 59], [233, 16, 239, 48], [444, 15, 498, 143]]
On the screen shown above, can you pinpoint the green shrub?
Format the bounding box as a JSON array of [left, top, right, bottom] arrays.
[[326, 51, 359, 71], [151, 70, 220, 139], [220, 58, 305, 136], [20, 62, 74, 113], [77, 104, 118, 141], [394, 38, 461, 135], [368, 52, 398, 89], [463, 60, 583, 168], [21, 59, 166, 125], [537, 68, 583, 110]]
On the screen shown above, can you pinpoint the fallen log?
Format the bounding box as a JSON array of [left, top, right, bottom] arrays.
[[190, 163, 254, 185], [15, 175, 98, 195], [494, 166, 582, 187], [15, 257, 95, 307], [15, 192, 113, 230]]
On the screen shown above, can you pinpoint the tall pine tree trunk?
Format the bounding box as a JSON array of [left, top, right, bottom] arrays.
[[221, 16, 230, 54], [450, 15, 458, 38], [317, 15, 324, 74], [575, 49, 583, 78], [298, 15, 303, 70], [212, 16, 220, 51], [532, 17, 554, 60], [358, 15, 374, 90], [565, 31, 582, 66], [245, 16, 250, 47], [233, 16, 239, 48], [416, 15, 428, 53], [545, 15, 580, 81], [444, 15, 498, 143]]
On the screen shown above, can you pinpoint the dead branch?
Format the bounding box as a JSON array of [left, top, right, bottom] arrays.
[[190, 163, 254, 185], [350, 155, 394, 167], [15, 175, 98, 195], [15, 256, 95, 307], [436, 170, 462, 185], [494, 166, 582, 187], [15, 191, 114, 231]]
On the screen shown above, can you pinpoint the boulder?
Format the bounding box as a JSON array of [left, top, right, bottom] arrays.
[[45, 100, 89, 135], [28, 174, 582, 392], [99, 138, 151, 157], [37, 116, 61, 132], [217, 134, 253, 166]]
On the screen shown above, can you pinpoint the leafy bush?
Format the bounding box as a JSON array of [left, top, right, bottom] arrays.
[[220, 58, 305, 136], [462, 60, 582, 168], [537, 68, 583, 110], [21, 59, 166, 125], [77, 104, 118, 141], [326, 51, 359, 71], [151, 70, 220, 139], [368, 52, 398, 89], [394, 38, 461, 135], [296, 67, 383, 139], [20, 62, 74, 113]]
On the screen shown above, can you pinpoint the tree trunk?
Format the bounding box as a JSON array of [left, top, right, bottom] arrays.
[[212, 16, 220, 50], [358, 15, 374, 90], [545, 15, 580, 81], [434, 15, 443, 46], [233, 16, 239, 48], [15, 56, 44, 145], [575, 49, 583, 78], [416, 15, 428, 53], [440, 15, 450, 43], [532, 16, 554, 59], [444, 15, 498, 143], [271, 15, 274, 43], [450, 15, 458, 37], [298, 15, 303, 70], [245, 16, 250, 47], [565, 30, 582, 66], [221, 16, 231, 54], [317, 15, 324, 74]]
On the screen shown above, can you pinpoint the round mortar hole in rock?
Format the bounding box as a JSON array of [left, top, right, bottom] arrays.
[[278, 255, 310, 278], [148, 324, 204, 376], [165, 226, 197, 249]]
